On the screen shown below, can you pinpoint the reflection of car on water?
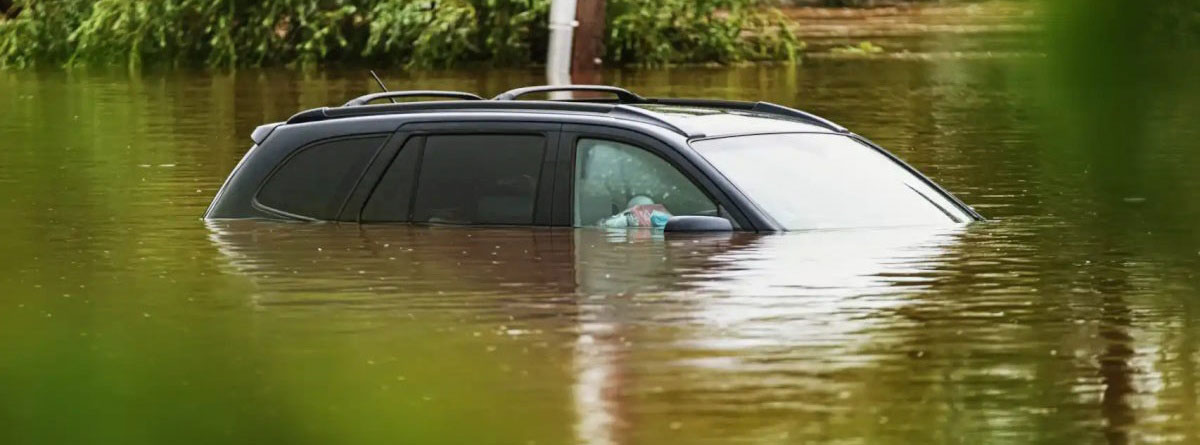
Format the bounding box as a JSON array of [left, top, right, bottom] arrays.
[[206, 221, 965, 443], [205, 85, 981, 231]]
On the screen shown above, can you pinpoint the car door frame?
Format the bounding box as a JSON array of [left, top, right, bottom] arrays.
[[555, 123, 754, 230], [341, 120, 563, 226]]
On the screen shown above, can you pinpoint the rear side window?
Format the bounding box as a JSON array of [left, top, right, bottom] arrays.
[[364, 134, 546, 224], [256, 135, 385, 219]]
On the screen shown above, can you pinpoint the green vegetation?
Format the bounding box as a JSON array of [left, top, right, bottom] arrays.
[[606, 0, 801, 65], [0, 0, 799, 68], [830, 40, 883, 56]]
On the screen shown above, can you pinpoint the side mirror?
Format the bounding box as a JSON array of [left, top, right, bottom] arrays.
[[664, 215, 733, 232]]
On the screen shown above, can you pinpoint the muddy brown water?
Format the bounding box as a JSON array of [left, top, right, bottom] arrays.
[[2, 51, 1199, 443]]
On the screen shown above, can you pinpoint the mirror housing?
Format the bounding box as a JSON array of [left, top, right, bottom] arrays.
[[664, 215, 733, 232]]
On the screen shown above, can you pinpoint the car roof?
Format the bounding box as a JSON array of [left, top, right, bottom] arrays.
[[282, 85, 849, 140]]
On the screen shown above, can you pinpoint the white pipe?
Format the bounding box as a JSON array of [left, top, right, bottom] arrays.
[[546, 0, 578, 98]]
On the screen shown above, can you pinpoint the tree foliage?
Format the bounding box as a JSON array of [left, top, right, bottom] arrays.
[[607, 0, 801, 65], [0, 0, 798, 68]]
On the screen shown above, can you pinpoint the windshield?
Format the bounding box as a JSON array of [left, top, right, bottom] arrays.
[[692, 133, 970, 230]]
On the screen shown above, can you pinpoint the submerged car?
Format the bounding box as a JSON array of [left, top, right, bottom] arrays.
[[205, 85, 981, 231]]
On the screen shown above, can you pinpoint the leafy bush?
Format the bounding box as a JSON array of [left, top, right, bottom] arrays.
[[0, 0, 92, 68], [0, 0, 798, 68], [830, 40, 884, 56], [363, 0, 549, 68], [0, 0, 377, 68], [607, 0, 801, 65]]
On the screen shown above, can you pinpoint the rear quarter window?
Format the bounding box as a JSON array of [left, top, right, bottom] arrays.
[[255, 135, 386, 219]]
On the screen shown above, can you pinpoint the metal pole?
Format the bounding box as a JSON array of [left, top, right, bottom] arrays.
[[546, 0, 578, 98]]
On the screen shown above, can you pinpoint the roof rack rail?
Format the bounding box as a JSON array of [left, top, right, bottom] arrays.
[[287, 85, 843, 136], [493, 86, 846, 133], [747, 101, 847, 133], [342, 91, 483, 107], [494, 85, 645, 103], [285, 100, 702, 137], [643, 98, 847, 133], [611, 105, 699, 137]]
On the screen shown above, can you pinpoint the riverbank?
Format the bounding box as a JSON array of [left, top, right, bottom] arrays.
[[784, 1, 1042, 57]]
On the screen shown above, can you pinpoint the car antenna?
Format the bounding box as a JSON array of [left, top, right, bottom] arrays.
[[369, 70, 396, 103]]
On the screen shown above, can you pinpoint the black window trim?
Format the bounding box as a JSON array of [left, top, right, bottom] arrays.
[[250, 133, 393, 221], [350, 121, 562, 226], [349, 134, 426, 223], [403, 136, 428, 221]]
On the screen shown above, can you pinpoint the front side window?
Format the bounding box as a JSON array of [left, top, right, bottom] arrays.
[[573, 138, 717, 228], [691, 133, 969, 230], [256, 135, 385, 219], [404, 134, 546, 225]]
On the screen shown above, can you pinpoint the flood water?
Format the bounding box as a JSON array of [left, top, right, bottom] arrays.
[[3, 46, 1200, 443]]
